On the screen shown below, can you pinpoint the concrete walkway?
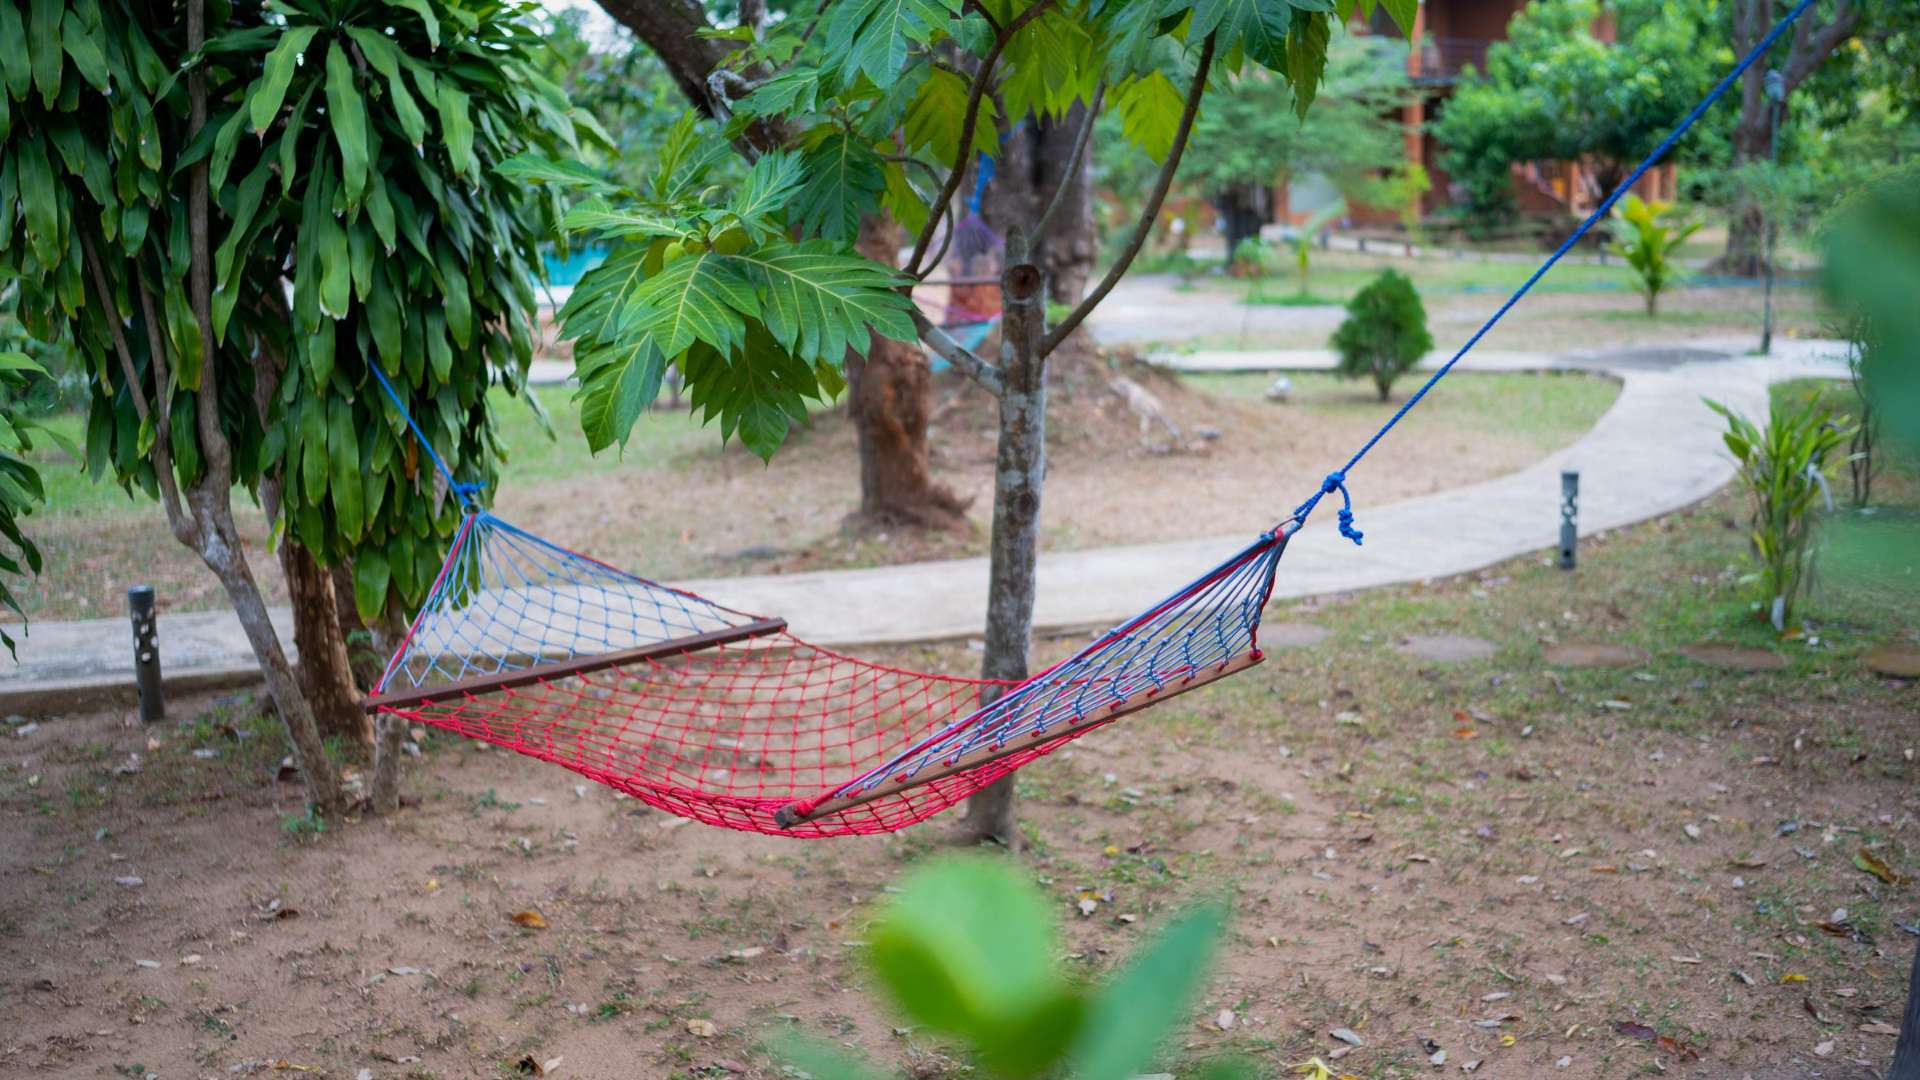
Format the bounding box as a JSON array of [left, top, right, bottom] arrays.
[[0, 338, 1849, 713]]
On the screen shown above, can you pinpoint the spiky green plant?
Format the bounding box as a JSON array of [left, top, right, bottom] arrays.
[[1611, 194, 1701, 316]]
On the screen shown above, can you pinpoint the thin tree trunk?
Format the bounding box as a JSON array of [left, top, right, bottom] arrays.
[[967, 246, 1049, 846], [849, 215, 971, 530], [1892, 937, 1920, 1080], [282, 543, 372, 753], [983, 115, 1100, 366], [189, 494, 346, 815]]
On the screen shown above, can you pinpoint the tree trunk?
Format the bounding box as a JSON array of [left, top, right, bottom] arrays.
[[282, 543, 373, 753], [983, 113, 1100, 365], [188, 494, 345, 815], [966, 250, 1049, 847], [848, 215, 971, 530], [1892, 936, 1920, 1080], [1216, 183, 1267, 272]]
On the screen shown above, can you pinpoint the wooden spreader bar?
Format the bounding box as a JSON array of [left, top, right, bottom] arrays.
[[364, 617, 788, 713], [777, 650, 1264, 827]]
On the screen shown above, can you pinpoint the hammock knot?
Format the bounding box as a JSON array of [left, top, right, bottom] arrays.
[[1337, 506, 1364, 547], [1321, 470, 1345, 494]]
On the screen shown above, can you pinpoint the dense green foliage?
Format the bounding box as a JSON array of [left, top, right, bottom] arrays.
[[1708, 396, 1852, 630], [1331, 269, 1432, 401], [1610, 194, 1701, 315], [0, 0, 595, 621], [783, 856, 1248, 1080], [1432, 0, 1722, 225], [1182, 35, 1413, 209], [0, 351, 65, 656], [513, 0, 1415, 462], [1823, 165, 1920, 458]]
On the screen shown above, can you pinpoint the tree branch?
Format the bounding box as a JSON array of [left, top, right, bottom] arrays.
[[186, 0, 232, 491], [963, 0, 1004, 37], [1032, 80, 1103, 242], [1782, 0, 1858, 94], [902, 0, 1057, 276], [77, 230, 196, 546], [1040, 33, 1214, 358], [912, 308, 1003, 396]]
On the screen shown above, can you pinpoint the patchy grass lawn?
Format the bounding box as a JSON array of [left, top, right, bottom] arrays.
[[12, 365, 1618, 622], [3, 434, 1913, 1078]]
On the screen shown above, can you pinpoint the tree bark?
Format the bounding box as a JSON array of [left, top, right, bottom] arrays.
[[966, 247, 1049, 847], [848, 215, 971, 530], [983, 111, 1100, 365], [1892, 936, 1920, 1080], [282, 543, 373, 753], [1216, 183, 1267, 272]]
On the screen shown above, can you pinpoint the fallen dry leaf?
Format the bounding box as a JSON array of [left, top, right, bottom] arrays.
[[1861, 1021, 1901, 1036], [510, 909, 549, 930], [1656, 1034, 1702, 1061], [686, 1018, 719, 1038], [1854, 848, 1909, 886], [1612, 1021, 1658, 1042]]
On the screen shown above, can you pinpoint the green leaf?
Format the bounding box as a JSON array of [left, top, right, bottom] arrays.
[[1111, 71, 1184, 162], [727, 151, 805, 243], [1071, 904, 1227, 1080], [1377, 0, 1416, 35], [27, 0, 60, 105], [557, 200, 690, 241], [575, 338, 667, 453], [352, 547, 390, 622], [627, 250, 761, 359], [365, 181, 396, 251], [1285, 10, 1331, 117], [329, 396, 363, 538], [345, 27, 428, 146], [880, 159, 929, 239], [59, 8, 108, 92], [0, 1, 30, 100], [16, 132, 58, 267], [734, 243, 916, 363], [494, 153, 616, 193], [868, 857, 1079, 1077], [324, 41, 370, 207], [209, 107, 247, 194], [436, 244, 471, 349], [825, 0, 961, 90], [300, 391, 327, 504], [390, 0, 440, 49], [251, 27, 319, 133], [436, 83, 474, 179], [793, 130, 885, 244], [318, 215, 351, 319], [902, 65, 999, 168]]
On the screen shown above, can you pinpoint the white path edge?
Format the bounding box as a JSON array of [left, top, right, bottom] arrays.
[[1, 338, 1850, 708]]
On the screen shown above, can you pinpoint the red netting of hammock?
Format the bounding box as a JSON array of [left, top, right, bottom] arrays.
[[370, 510, 1281, 837]]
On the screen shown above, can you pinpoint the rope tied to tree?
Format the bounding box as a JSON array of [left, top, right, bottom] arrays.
[[1286, 0, 1817, 542]]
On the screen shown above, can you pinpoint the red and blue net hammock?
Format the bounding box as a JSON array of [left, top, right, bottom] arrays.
[[365, 0, 1812, 837], [367, 506, 1288, 837]]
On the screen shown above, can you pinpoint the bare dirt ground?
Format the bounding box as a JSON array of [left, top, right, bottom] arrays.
[[4, 480, 1914, 1080]]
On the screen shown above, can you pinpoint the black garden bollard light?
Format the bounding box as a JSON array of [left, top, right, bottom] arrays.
[[128, 585, 164, 723], [1559, 471, 1579, 571]]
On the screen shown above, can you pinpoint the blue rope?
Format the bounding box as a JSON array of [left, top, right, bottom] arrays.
[[968, 151, 995, 214], [1290, 0, 1816, 538], [365, 360, 486, 505]]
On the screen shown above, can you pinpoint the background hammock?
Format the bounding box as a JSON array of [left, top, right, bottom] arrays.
[[367, 507, 1287, 837]]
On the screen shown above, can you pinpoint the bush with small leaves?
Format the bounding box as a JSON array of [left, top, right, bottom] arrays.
[[1331, 269, 1432, 402]]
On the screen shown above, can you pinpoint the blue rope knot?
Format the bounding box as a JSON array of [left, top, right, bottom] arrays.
[[1321, 471, 1364, 547]]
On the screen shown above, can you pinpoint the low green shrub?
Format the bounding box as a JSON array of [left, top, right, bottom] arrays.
[[1611, 194, 1700, 316], [1708, 395, 1853, 630], [1330, 269, 1433, 401]]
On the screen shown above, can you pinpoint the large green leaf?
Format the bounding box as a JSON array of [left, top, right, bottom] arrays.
[[345, 27, 428, 146], [436, 83, 474, 178], [352, 547, 390, 623], [324, 41, 370, 205], [59, 8, 109, 92], [733, 242, 915, 363], [824, 0, 961, 90], [726, 151, 804, 242], [494, 152, 616, 194], [625, 251, 761, 359], [1285, 10, 1331, 116], [0, 1, 30, 100], [792, 130, 885, 244], [27, 0, 61, 105], [1111, 70, 1184, 162], [1071, 904, 1226, 1080], [329, 396, 363, 538], [16, 132, 58, 267], [250, 26, 319, 133], [902, 65, 998, 168]]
